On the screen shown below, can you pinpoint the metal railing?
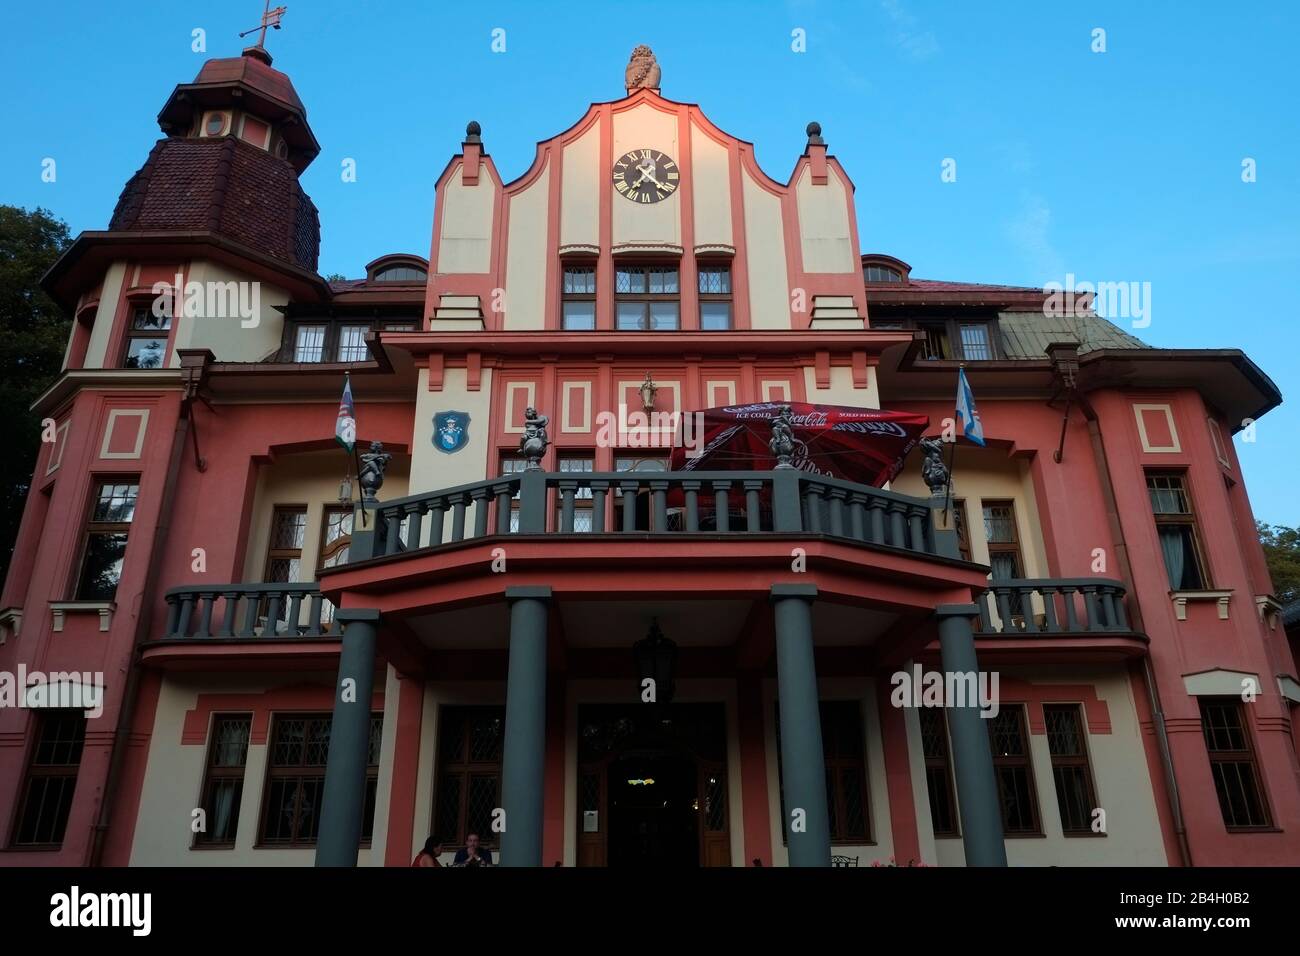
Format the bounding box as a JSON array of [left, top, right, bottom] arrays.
[[352, 469, 956, 562], [975, 578, 1131, 635], [163, 583, 331, 639]]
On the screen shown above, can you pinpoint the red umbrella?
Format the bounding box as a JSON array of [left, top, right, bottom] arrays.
[[669, 401, 929, 487]]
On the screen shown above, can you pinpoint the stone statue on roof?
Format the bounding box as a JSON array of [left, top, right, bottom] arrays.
[[625, 45, 661, 92]]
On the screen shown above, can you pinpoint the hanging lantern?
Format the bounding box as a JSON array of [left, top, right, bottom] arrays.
[[633, 618, 677, 704]]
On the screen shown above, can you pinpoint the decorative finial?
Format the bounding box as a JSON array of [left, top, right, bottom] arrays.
[[806, 122, 824, 147], [239, 1, 287, 63], [464, 120, 482, 144], [625, 45, 661, 93]]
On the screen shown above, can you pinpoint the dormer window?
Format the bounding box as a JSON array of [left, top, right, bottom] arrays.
[[280, 317, 417, 364], [871, 315, 999, 361], [202, 111, 230, 137], [862, 254, 912, 285], [865, 265, 903, 283], [365, 254, 430, 284], [373, 265, 427, 282]]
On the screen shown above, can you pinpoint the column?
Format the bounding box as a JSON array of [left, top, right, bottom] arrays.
[[499, 586, 550, 866], [771, 584, 831, 867], [935, 603, 1008, 867], [316, 608, 380, 867]]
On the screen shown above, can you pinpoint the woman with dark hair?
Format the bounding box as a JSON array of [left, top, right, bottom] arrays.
[[411, 837, 443, 867]]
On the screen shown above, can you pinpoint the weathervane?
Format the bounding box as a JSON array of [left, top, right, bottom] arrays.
[[239, 0, 287, 49]]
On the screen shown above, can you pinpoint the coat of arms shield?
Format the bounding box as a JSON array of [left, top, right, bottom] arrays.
[[433, 411, 470, 454]]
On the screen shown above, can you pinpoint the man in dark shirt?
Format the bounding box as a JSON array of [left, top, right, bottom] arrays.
[[453, 831, 493, 866]]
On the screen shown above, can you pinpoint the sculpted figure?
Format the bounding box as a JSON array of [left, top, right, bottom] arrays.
[[358, 440, 391, 501], [625, 45, 661, 92], [520, 407, 550, 470]]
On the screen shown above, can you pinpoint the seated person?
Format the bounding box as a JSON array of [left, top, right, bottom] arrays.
[[411, 837, 443, 867], [452, 832, 493, 867]]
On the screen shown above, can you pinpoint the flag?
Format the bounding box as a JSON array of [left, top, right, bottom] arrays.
[[335, 374, 356, 452], [955, 367, 985, 446]]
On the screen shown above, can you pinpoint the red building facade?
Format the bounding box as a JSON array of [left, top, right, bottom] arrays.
[[1, 45, 1294, 867]]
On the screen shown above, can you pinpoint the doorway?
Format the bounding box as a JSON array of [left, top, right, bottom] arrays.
[[608, 752, 698, 867], [576, 703, 731, 867]]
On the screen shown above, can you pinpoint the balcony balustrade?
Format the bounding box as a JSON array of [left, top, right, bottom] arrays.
[[155, 473, 1136, 644], [975, 578, 1132, 635], [352, 468, 950, 561], [163, 583, 331, 640]]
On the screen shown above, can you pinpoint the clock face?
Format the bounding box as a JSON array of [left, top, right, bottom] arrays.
[[613, 148, 678, 203]]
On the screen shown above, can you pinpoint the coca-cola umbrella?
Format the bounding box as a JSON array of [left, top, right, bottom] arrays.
[[669, 401, 929, 487]]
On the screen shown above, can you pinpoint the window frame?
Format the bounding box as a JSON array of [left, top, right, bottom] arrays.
[[193, 713, 252, 848], [1146, 470, 1212, 591], [264, 505, 308, 584], [561, 263, 597, 331], [989, 704, 1042, 836], [1043, 703, 1101, 836], [372, 265, 427, 282], [615, 263, 680, 331], [73, 478, 140, 602], [952, 498, 971, 562], [317, 505, 354, 571], [919, 707, 960, 838], [871, 316, 1001, 361], [864, 264, 904, 283], [775, 699, 872, 846], [982, 499, 1025, 615], [11, 710, 86, 848], [281, 318, 418, 363], [556, 452, 595, 532], [121, 304, 173, 370], [257, 712, 380, 848], [820, 700, 872, 844], [1199, 698, 1273, 830], [432, 705, 506, 848], [697, 263, 734, 331], [499, 453, 527, 532]]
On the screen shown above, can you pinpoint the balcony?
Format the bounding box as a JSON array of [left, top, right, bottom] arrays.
[[353, 468, 952, 560], [969, 577, 1145, 663], [144, 471, 1147, 669], [142, 583, 339, 670]]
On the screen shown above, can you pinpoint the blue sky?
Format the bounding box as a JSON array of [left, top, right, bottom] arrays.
[[2, 1, 1296, 524]]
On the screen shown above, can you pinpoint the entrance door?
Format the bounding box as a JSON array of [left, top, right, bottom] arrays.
[[576, 703, 730, 867], [608, 752, 698, 867]]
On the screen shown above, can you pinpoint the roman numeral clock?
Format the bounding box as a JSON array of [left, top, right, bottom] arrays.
[[613, 149, 678, 203]]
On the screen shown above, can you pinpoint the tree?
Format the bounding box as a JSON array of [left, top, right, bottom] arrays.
[[1257, 522, 1300, 604], [0, 206, 72, 589]]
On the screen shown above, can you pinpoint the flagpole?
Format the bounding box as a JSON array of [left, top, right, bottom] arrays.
[[942, 362, 965, 523], [942, 433, 957, 523], [341, 371, 368, 528]]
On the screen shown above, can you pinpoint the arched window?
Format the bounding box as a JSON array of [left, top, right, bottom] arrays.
[[864, 265, 903, 283], [364, 255, 430, 283], [862, 255, 911, 285], [373, 265, 427, 282]]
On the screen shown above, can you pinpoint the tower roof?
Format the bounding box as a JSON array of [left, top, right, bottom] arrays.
[[156, 47, 319, 171]]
